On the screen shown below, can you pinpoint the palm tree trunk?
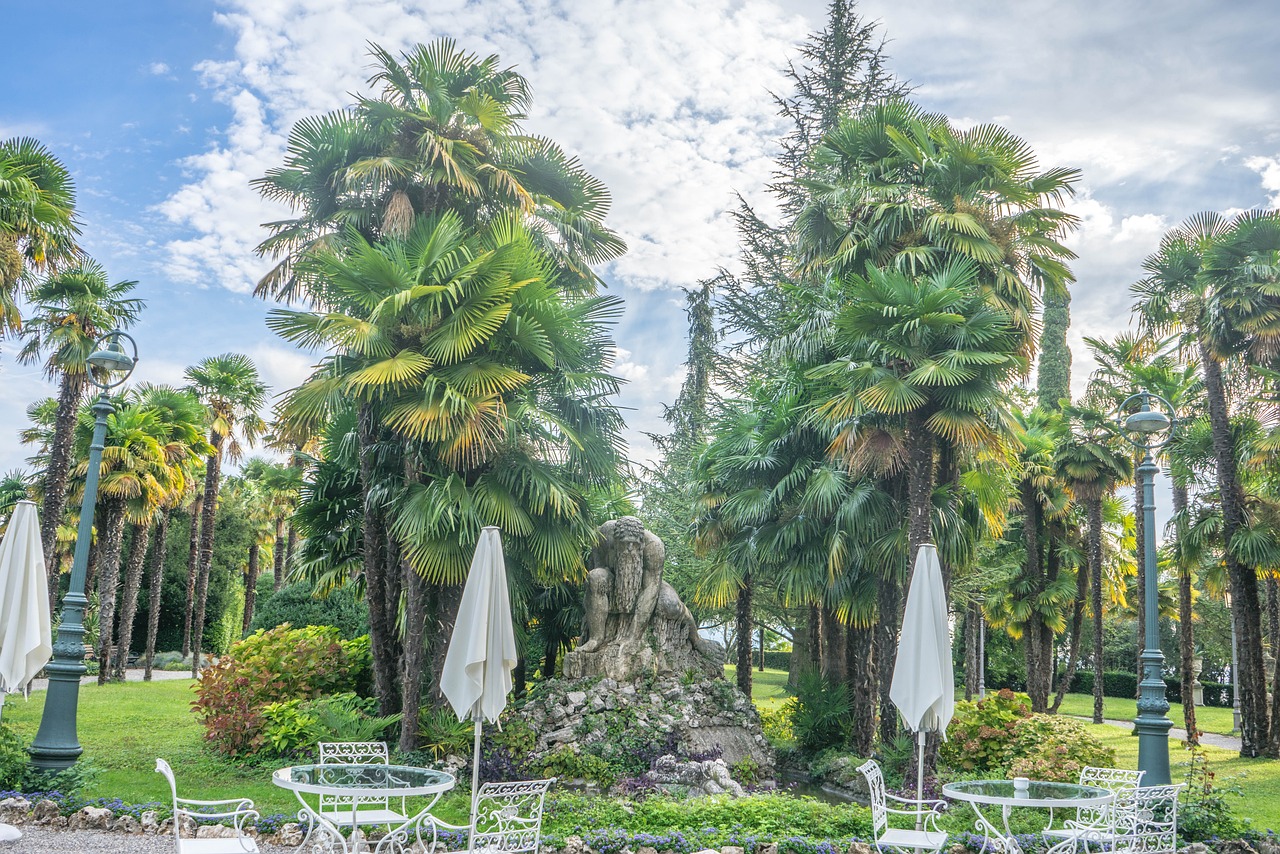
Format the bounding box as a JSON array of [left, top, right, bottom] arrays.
[[788, 608, 815, 690], [541, 626, 561, 680], [1022, 480, 1049, 712], [1051, 544, 1088, 712], [398, 560, 429, 752], [819, 604, 845, 682], [846, 622, 876, 756], [1172, 483, 1198, 745], [427, 580, 464, 708], [243, 541, 260, 635], [191, 442, 224, 678], [1202, 347, 1270, 756], [113, 522, 152, 680], [272, 521, 285, 591], [357, 404, 399, 716], [964, 600, 980, 700], [877, 577, 901, 745], [905, 410, 935, 568], [40, 371, 87, 605], [144, 509, 171, 680], [1091, 497, 1106, 725], [182, 497, 202, 658], [735, 572, 753, 697], [94, 501, 128, 686], [285, 525, 297, 577], [1268, 576, 1280, 756]]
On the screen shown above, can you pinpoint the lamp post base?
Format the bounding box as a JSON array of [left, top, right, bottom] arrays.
[[1136, 647, 1172, 786]]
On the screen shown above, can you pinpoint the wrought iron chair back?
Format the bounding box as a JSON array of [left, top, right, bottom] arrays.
[[861, 759, 892, 836], [1113, 784, 1184, 853], [855, 760, 947, 854], [317, 741, 394, 817], [470, 779, 554, 853], [155, 757, 259, 853], [1075, 766, 1145, 828]]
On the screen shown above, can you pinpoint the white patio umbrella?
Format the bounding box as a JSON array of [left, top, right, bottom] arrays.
[[888, 543, 954, 830], [0, 500, 52, 843], [440, 527, 518, 851]]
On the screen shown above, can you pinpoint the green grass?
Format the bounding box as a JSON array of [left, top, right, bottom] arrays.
[[725, 664, 790, 712], [3, 679, 296, 815], [1055, 692, 1236, 736]]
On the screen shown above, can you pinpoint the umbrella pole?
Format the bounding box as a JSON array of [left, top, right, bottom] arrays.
[[915, 730, 926, 832], [468, 715, 482, 853]]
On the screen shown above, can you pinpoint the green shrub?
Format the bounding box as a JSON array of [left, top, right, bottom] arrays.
[[249, 582, 369, 640], [210, 577, 245, 655], [192, 624, 370, 757], [0, 712, 27, 789], [534, 746, 620, 788], [791, 675, 848, 754], [760, 700, 795, 744], [418, 706, 474, 761], [1005, 715, 1113, 782], [941, 689, 1111, 782], [261, 692, 400, 758], [1180, 745, 1247, 841], [939, 689, 1032, 775]]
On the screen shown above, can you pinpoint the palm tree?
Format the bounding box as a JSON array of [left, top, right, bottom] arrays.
[[1132, 210, 1280, 757], [185, 354, 267, 676], [17, 261, 142, 586], [0, 137, 80, 328], [252, 39, 623, 301], [810, 259, 1025, 576], [238, 458, 296, 629]]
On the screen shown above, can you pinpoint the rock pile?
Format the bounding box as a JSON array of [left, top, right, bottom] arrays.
[[518, 674, 774, 784]]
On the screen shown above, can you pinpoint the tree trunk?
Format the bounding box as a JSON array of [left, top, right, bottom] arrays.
[[735, 572, 753, 697], [181, 496, 202, 658], [1268, 575, 1280, 756], [758, 627, 765, 672], [429, 582, 464, 707], [1051, 538, 1089, 712], [542, 624, 562, 681], [905, 410, 935, 571], [357, 404, 399, 717], [1172, 483, 1198, 744], [1022, 480, 1050, 712], [191, 440, 224, 678], [819, 603, 845, 683], [41, 371, 87, 607], [94, 501, 128, 686], [788, 608, 815, 690], [144, 510, 171, 680], [243, 541, 260, 635], [285, 525, 297, 579], [964, 600, 980, 700], [1091, 497, 1106, 725], [846, 622, 877, 756], [877, 576, 901, 746], [398, 560, 429, 752], [272, 521, 285, 592], [1202, 348, 1270, 756], [113, 521, 152, 680]]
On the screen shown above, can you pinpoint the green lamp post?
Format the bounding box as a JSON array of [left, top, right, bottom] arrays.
[[1117, 389, 1176, 785], [29, 330, 137, 770]]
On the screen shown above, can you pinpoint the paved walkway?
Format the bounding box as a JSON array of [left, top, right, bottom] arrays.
[[1069, 714, 1242, 752], [24, 667, 194, 694], [1, 828, 289, 852]]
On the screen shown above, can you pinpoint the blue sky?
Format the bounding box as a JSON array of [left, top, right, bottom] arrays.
[[2, 0, 1279, 487]]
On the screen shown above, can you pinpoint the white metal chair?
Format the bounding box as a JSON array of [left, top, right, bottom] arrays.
[[856, 760, 948, 854], [310, 741, 408, 835], [1044, 765, 1146, 848], [429, 778, 554, 854], [1110, 784, 1184, 854], [155, 758, 259, 853]]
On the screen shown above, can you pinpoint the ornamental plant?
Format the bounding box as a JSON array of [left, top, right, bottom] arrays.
[[939, 689, 1031, 775], [192, 623, 370, 756]]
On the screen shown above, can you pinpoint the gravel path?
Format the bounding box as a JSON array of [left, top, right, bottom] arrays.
[[1068, 714, 1242, 752], [1, 828, 290, 852], [24, 668, 195, 694]]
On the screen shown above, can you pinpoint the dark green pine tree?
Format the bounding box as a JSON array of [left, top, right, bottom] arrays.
[[1037, 289, 1073, 410]]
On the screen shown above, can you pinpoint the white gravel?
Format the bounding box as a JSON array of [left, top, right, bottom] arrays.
[[3, 828, 293, 852]]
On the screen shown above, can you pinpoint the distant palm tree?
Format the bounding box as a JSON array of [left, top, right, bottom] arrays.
[[185, 354, 267, 676], [0, 137, 80, 328], [18, 260, 142, 585]]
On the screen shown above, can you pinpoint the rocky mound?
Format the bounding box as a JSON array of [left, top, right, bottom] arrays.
[[516, 674, 774, 786]]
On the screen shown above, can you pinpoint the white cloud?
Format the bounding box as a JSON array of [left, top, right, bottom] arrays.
[[148, 62, 171, 76], [1245, 155, 1280, 208]]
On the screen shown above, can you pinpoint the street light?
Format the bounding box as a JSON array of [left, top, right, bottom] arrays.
[[1226, 588, 1241, 734], [1116, 389, 1176, 785], [29, 330, 137, 769]]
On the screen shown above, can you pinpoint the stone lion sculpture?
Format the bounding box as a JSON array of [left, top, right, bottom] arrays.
[[562, 516, 721, 681]]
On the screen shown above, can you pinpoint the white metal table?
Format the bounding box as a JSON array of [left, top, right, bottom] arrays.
[[942, 779, 1114, 854], [272, 763, 455, 853]]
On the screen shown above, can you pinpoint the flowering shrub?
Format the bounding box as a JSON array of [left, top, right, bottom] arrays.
[[939, 689, 1031, 775], [192, 624, 370, 757], [759, 701, 795, 744], [1006, 714, 1113, 782]]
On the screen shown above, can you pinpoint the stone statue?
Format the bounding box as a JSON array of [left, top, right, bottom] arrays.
[[563, 516, 721, 681]]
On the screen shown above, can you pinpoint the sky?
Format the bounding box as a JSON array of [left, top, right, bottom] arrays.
[[1, 0, 1278, 485]]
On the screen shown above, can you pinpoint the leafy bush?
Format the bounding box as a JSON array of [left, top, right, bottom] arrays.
[[418, 707, 474, 761], [249, 582, 369, 640], [939, 689, 1031, 775], [192, 624, 370, 756], [1005, 715, 1113, 782], [261, 692, 400, 758], [0, 713, 27, 790], [1179, 745, 1247, 841], [534, 746, 620, 787], [760, 701, 795, 744], [941, 689, 1112, 782], [790, 675, 848, 754]]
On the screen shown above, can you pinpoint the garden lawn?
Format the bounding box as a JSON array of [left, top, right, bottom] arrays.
[[725, 665, 790, 712], [2, 679, 296, 816], [1056, 692, 1236, 736]]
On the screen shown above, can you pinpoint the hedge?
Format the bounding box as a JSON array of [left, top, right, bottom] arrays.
[[1068, 671, 1234, 707]]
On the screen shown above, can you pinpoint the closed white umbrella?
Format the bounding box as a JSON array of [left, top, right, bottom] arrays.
[[440, 527, 518, 852], [889, 544, 954, 829], [0, 500, 51, 843]]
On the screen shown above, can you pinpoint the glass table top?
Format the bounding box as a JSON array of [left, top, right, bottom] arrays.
[[942, 779, 1112, 805], [276, 764, 454, 792]]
